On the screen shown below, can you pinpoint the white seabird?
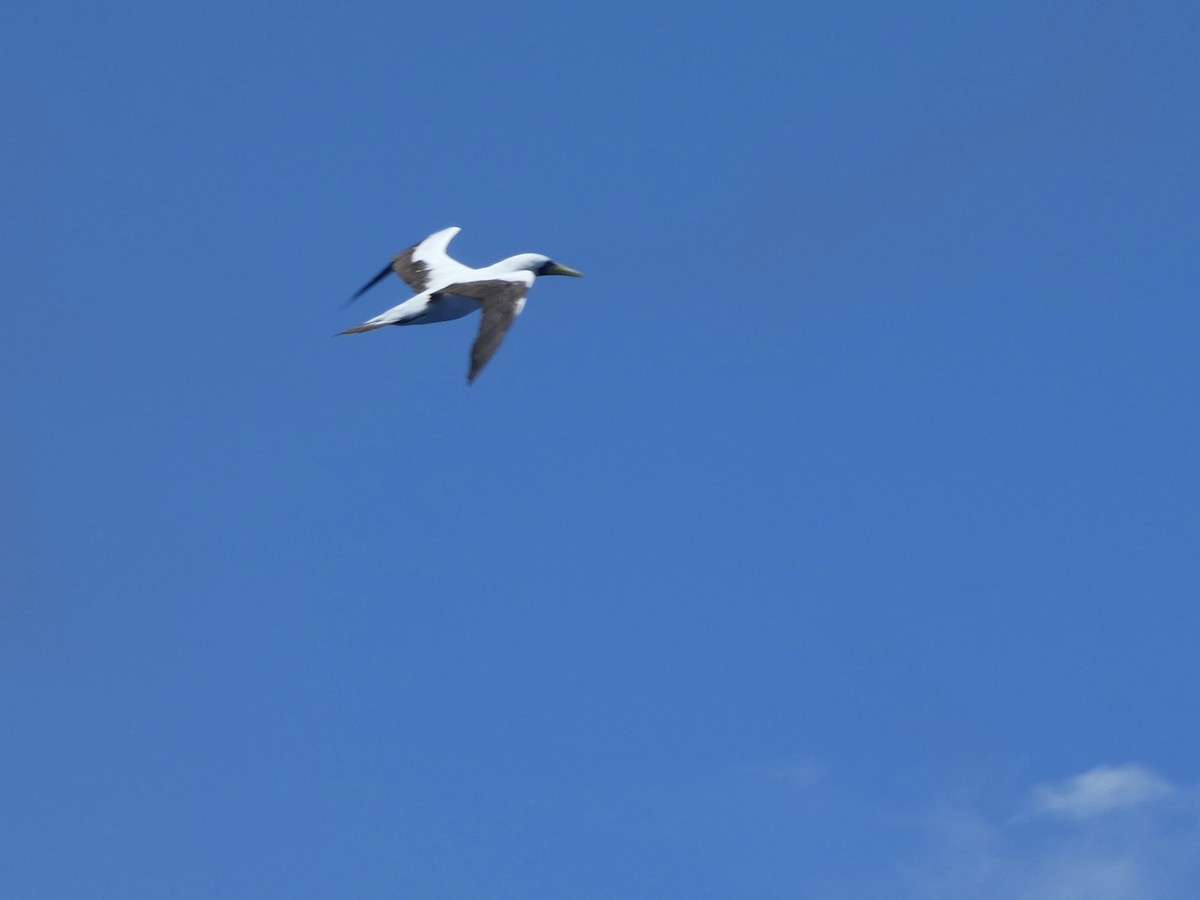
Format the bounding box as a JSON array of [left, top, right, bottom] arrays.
[[340, 226, 582, 383]]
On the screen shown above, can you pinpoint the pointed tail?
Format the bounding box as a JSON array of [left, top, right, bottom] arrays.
[[336, 320, 392, 336]]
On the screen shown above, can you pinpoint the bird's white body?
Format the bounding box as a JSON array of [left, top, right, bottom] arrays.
[[341, 227, 581, 383], [363, 269, 532, 329], [350, 229, 543, 329]]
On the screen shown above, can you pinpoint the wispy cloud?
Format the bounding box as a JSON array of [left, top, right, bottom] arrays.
[[1029, 764, 1175, 820], [738, 759, 825, 791], [900, 764, 1199, 900], [718, 760, 1200, 899]]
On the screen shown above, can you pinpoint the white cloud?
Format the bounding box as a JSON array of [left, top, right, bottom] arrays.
[[1030, 764, 1175, 820], [720, 760, 1199, 899], [899, 764, 1199, 900]]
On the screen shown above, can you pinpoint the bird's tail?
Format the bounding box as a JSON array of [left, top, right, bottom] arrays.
[[337, 320, 392, 336], [336, 290, 430, 336]]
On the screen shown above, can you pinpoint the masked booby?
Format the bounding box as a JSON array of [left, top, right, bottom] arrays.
[[340, 227, 582, 383]]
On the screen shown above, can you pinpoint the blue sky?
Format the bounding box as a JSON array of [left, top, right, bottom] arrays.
[[3, 0, 1199, 896]]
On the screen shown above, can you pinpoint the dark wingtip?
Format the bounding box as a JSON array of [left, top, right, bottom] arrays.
[[344, 262, 394, 307]]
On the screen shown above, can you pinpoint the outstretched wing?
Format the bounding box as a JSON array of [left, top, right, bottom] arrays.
[[347, 226, 472, 305], [436, 277, 531, 383]]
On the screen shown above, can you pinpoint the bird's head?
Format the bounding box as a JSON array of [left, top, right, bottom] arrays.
[[498, 253, 583, 278]]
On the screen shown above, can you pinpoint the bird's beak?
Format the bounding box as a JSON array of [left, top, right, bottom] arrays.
[[543, 262, 583, 277]]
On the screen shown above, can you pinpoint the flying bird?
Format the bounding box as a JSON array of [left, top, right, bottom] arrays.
[[340, 227, 582, 383]]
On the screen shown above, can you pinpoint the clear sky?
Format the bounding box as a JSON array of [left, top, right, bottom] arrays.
[[3, 1, 1199, 897]]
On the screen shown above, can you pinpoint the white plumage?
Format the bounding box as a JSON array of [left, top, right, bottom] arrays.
[[340, 227, 582, 383]]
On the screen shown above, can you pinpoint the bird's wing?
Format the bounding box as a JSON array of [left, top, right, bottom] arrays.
[[436, 277, 531, 383], [347, 226, 472, 304]]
